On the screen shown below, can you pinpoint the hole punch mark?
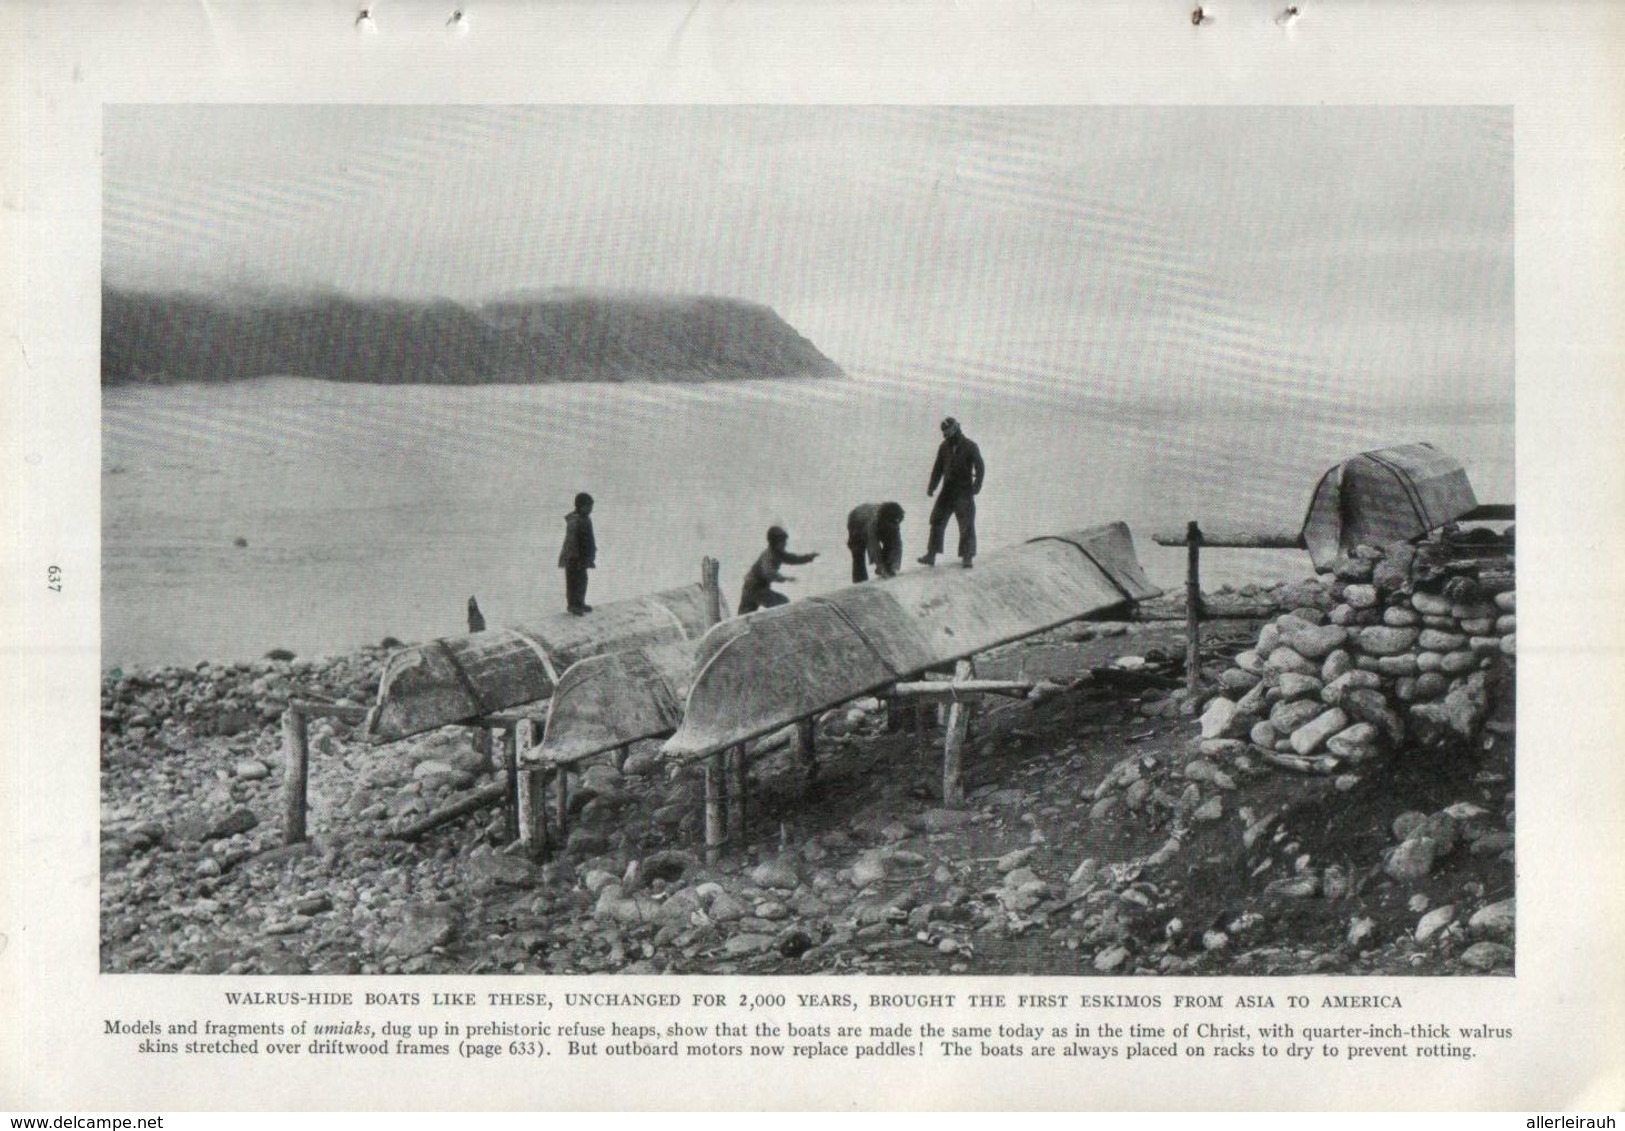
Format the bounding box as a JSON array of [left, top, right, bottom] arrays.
[[1277, 5, 1300, 24], [448, 8, 464, 24], [1191, 5, 1207, 25]]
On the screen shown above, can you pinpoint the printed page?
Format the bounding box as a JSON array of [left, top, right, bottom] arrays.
[[2, 0, 1621, 1113]]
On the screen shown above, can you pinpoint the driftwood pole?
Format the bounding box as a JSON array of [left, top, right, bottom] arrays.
[[1185, 521, 1204, 698], [728, 746, 748, 843], [795, 718, 818, 785], [513, 720, 548, 861], [281, 706, 310, 845], [500, 724, 519, 842], [699, 556, 730, 861], [942, 659, 975, 806]]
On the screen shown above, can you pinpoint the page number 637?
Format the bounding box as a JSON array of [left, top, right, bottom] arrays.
[[47, 565, 62, 592]]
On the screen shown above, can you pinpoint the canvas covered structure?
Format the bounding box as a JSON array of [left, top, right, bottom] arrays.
[[1299, 442, 1481, 571], [661, 522, 1160, 763]]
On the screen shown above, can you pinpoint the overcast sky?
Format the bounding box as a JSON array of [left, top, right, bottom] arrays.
[[104, 105, 1512, 402]]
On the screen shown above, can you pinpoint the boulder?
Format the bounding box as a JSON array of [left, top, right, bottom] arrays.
[[1326, 722, 1382, 762], [1322, 670, 1382, 706], [1413, 672, 1449, 700], [1274, 672, 1324, 701], [1418, 628, 1467, 652], [1199, 697, 1239, 739], [1321, 649, 1354, 682], [1219, 667, 1260, 694], [1411, 591, 1453, 616], [1384, 837, 1437, 883], [1459, 941, 1512, 971], [1355, 626, 1418, 656], [1290, 625, 1348, 661], [1333, 557, 1374, 583], [1249, 720, 1280, 748], [1468, 898, 1514, 939], [1416, 651, 1444, 673], [1342, 584, 1379, 610], [1382, 606, 1421, 627], [1269, 699, 1325, 735], [1265, 647, 1318, 677], [1494, 591, 1516, 613], [1408, 679, 1489, 749], [1415, 904, 1457, 942], [1289, 708, 1349, 756], [1343, 689, 1404, 745], [1369, 654, 1420, 678], [1234, 650, 1266, 675]]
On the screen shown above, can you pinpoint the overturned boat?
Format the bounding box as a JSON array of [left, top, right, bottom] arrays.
[[660, 522, 1160, 763], [1299, 442, 1485, 570], [532, 638, 700, 767], [366, 583, 718, 742]]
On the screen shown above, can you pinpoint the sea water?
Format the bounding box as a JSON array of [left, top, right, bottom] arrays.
[[102, 372, 1512, 669]]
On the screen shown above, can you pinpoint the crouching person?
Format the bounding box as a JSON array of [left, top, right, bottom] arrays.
[[846, 501, 905, 582], [738, 525, 819, 614]]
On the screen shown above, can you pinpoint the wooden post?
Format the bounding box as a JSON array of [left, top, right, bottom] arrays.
[[281, 706, 310, 845], [1185, 520, 1204, 698], [497, 725, 518, 841], [704, 753, 728, 863], [795, 718, 818, 785], [472, 726, 493, 774], [728, 745, 748, 843], [942, 659, 974, 806], [512, 720, 547, 859], [554, 766, 570, 844], [701, 556, 725, 625]]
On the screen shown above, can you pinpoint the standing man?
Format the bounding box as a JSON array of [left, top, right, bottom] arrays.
[[558, 491, 596, 615], [918, 416, 985, 569], [846, 501, 906, 583], [738, 525, 819, 614]]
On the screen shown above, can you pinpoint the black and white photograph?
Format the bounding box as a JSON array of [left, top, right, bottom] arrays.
[[98, 104, 1517, 979]]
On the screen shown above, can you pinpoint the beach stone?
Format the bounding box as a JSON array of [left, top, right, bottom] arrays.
[[1256, 622, 1282, 658], [1392, 811, 1428, 841], [1416, 651, 1444, 673], [1412, 591, 1453, 616], [1469, 636, 1501, 655], [1264, 875, 1319, 899], [1289, 708, 1348, 756], [1270, 699, 1325, 735], [1192, 797, 1223, 822], [1355, 626, 1417, 656], [1250, 720, 1280, 748], [1275, 612, 1319, 639], [1384, 838, 1437, 883], [1343, 689, 1404, 745], [204, 809, 259, 841], [1333, 557, 1374, 583], [233, 759, 270, 781], [1440, 650, 1478, 675], [1409, 681, 1489, 749], [1198, 739, 1248, 761], [1417, 812, 1459, 855], [1219, 667, 1259, 694], [1089, 795, 1122, 822], [708, 891, 748, 922], [1233, 680, 1269, 717], [1276, 579, 1332, 611], [1494, 591, 1515, 613], [1460, 617, 1497, 637], [850, 852, 890, 888], [1459, 941, 1512, 971], [1093, 945, 1129, 973], [1274, 672, 1323, 702], [1393, 676, 1419, 702], [1469, 898, 1515, 938], [1452, 601, 1498, 622], [1123, 778, 1152, 811], [1495, 614, 1515, 635], [1342, 585, 1379, 610], [1199, 697, 1238, 739], [750, 859, 801, 890], [1418, 628, 1467, 652], [467, 854, 536, 889], [1500, 635, 1515, 656], [1288, 606, 1327, 626], [1382, 605, 1420, 627], [1320, 864, 1350, 901], [1289, 625, 1347, 662], [1326, 722, 1382, 762], [1234, 650, 1266, 675], [1318, 668, 1375, 704], [1265, 648, 1318, 678], [1369, 654, 1420, 678], [1321, 649, 1354, 682], [915, 808, 975, 832], [1415, 904, 1457, 942], [1327, 604, 1357, 627], [1413, 672, 1449, 700], [388, 904, 458, 957]]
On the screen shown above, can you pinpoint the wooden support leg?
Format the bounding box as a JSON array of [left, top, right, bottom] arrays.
[[943, 659, 974, 807], [1185, 521, 1204, 698], [281, 706, 309, 845], [473, 725, 494, 774], [704, 752, 728, 864], [554, 766, 570, 846], [728, 745, 748, 845], [795, 719, 818, 786], [513, 721, 547, 861], [502, 726, 519, 842]]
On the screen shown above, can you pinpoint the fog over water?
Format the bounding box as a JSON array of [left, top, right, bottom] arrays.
[[102, 107, 1513, 667]]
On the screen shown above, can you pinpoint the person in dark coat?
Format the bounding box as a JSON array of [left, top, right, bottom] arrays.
[[846, 501, 905, 583], [557, 492, 596, 615], [918, 417, 985, 568], [738, 525, 819, 614]]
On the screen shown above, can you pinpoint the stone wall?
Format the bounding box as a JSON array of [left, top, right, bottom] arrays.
[[1195, 537, 1515, 773]]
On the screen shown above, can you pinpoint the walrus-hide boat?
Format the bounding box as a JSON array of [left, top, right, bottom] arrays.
[[659, 522, 1160, 763], [366, 583, 716, 742]]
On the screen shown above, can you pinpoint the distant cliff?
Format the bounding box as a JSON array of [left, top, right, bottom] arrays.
[[101, 287, 846, 386]]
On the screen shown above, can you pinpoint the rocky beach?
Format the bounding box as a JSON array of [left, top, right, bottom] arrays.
[[100, 532, 1515, 979]]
